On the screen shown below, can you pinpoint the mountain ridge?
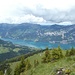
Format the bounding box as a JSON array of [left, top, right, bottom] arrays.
[[0, 23, 75, 44]]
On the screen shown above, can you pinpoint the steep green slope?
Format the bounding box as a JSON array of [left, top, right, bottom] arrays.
[[9, 47, 75, 75]]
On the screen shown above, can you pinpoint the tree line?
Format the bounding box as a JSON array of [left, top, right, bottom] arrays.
[[42, 46, 75, 63]]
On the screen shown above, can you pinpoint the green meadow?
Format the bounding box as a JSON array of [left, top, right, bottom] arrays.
[[10, 47, 75, 75]]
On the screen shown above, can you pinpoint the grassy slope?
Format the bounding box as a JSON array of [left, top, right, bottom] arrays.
[[0, 42, 40, 61], [10, 50, 75, 75], [0, 46, 10, 54]]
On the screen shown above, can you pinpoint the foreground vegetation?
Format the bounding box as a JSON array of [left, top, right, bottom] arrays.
[[0, 46, 75, 75]]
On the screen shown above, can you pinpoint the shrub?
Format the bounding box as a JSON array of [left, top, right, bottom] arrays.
[[34, 59, 39, 67], [65, 69, 71, 74]]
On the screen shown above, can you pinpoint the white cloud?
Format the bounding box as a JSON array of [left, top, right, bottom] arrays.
[[11, 15, 46, 24], [0, 0, 75, 25], [0, 14, 46, 24], [58, 22, 73, 25]]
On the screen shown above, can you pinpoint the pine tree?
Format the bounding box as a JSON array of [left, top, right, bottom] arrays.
[[14, 65, 20, 75], [20, 56, 25, 68], [52, 46, 63, 60], [65, 50, 70, 57], [14, 56, 25, 75], [69, 47, 75, 56], [6, 67, 12, 75], [45, 49, 50, 57], [19, 56, 25, 72], [25, 59, 31, 70], [52, 48, 59, 60], [34, 59, 39, 67], [42, 48, 51, 63], [58, 46, 63, 58]]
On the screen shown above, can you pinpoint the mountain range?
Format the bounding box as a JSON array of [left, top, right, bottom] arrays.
[[0, 23, 75, 44]]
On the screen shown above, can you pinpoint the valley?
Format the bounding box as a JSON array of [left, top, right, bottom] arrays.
[[0, 0, 75, 75], [1, 38, 75, 49], [0, 23, 75, 75], [0, 23, 75, 49], [0, 23, 75, 45], [0, 39, 40, 61]]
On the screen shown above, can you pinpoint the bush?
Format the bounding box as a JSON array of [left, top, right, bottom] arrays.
[[42, 50, 51, 63], [25, 59, 32, 70], [65, 69, 71, 74], [34, 59, 39, 67]]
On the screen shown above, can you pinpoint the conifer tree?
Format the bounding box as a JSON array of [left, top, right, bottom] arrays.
[[65, 50, 70, 57], [69, 47, 75, 56], [58, 46, 63, 58], [42, 47, 51, 63], [52, 46, 63, 60], [25, 59, 31, 70], [6, 67, 12, 75], [34, 59, 39, 67], [20, 56, 25, 72], [14, 65, 20, 75], [14, 56, 25, 75]]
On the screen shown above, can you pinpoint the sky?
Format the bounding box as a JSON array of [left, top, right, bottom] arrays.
[[0, 0, 75, 25]]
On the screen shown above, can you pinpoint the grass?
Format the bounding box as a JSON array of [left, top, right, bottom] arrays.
[[10, 61, 20, 75], [0, 46, 10, 54], [10, 50, 75, 75], [25, 58, 75, 75], [13, 48, 20, 52]]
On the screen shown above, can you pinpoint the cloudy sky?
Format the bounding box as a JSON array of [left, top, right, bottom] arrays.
[[0, 0, 75, 25]]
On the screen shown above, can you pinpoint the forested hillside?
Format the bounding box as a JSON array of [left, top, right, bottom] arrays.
[[0, 23, 75, 44], [0, 47, 75, 75], [0, 39, 40, 61]]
